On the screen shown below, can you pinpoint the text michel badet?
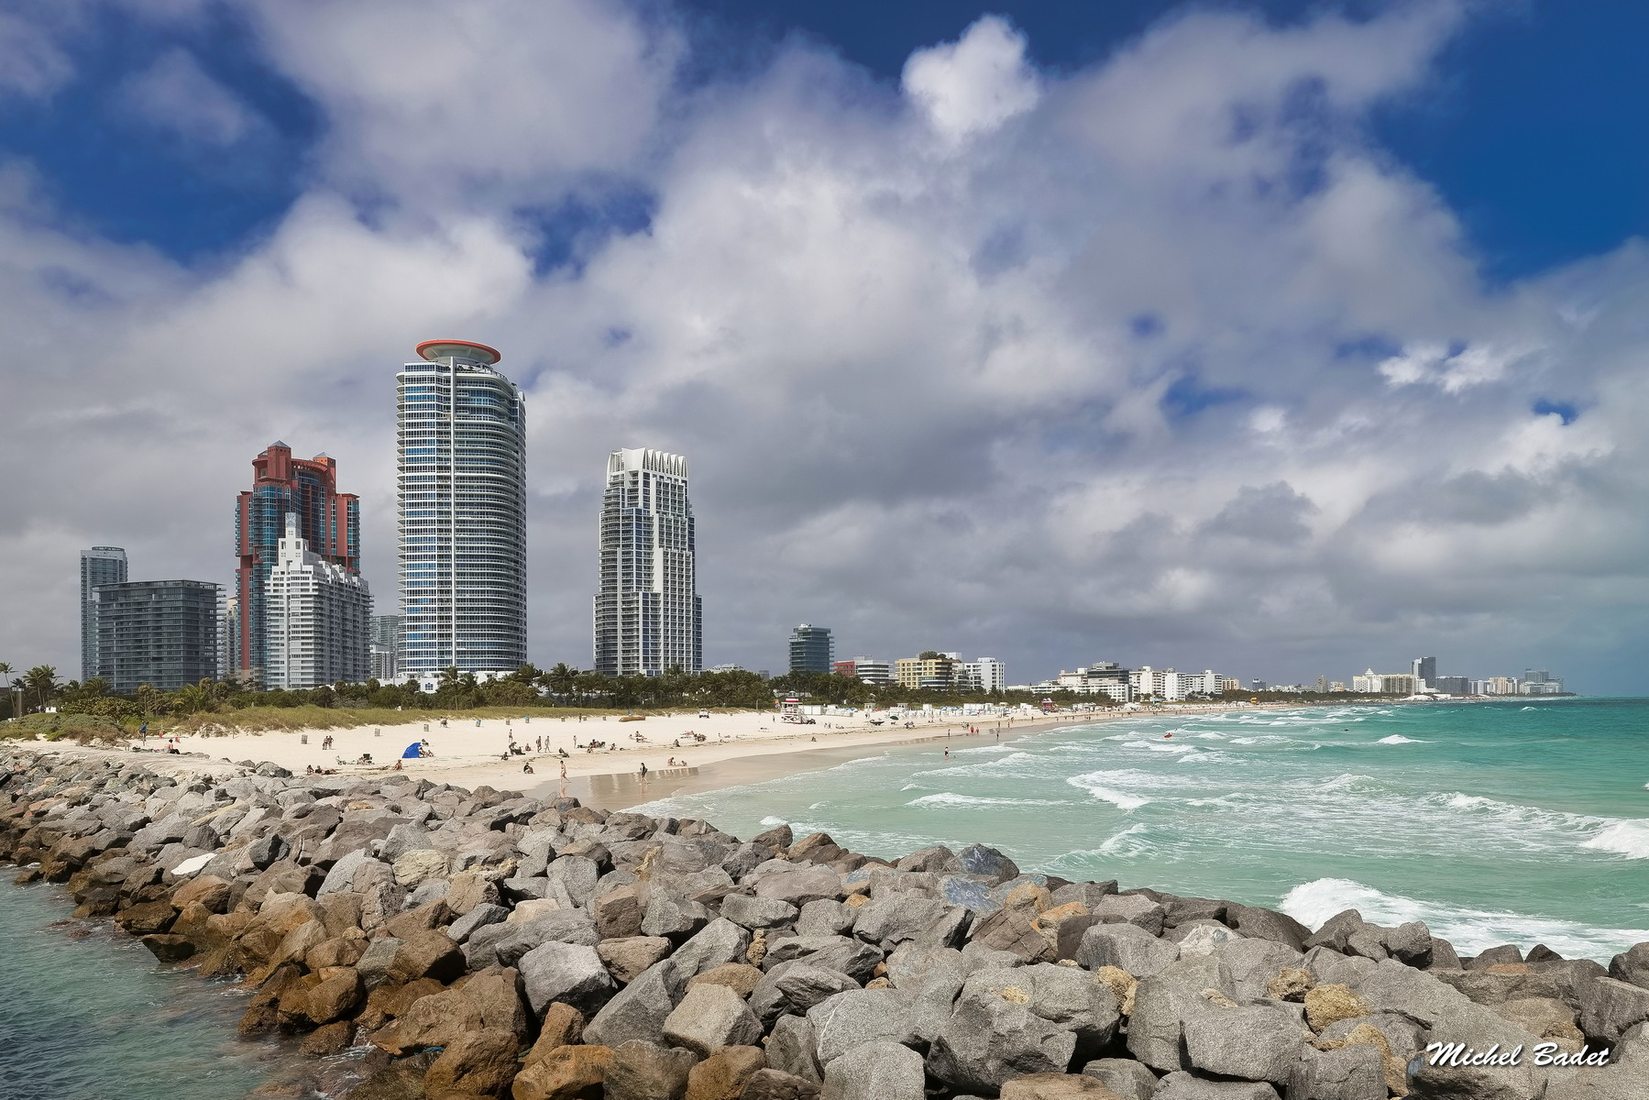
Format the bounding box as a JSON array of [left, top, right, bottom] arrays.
[[1424, 1042, 1612, 1069]]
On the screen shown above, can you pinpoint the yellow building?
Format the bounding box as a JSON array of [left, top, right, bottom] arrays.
[[894, 655, 955, 690]]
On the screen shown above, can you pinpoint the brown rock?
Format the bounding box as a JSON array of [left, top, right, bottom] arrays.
[[593, 886, 645, 939], [787, 834, 846, 865], [688, 964, 764, 999], [382, 900, 452, 941], [388, 930, 466, 985], [171, 874, 233, 914], [686, 1046, 765, 1100], [524, 1004, 585, 1065], [239, 1002, 279, 1039], [305, 968, 366, 1026], [605, 1039, 698, 1100], [307, 933, 370, 970], [140, 933, 195, 962], [510, 1043, 613, 1100], [300, 1019, 359, 1056], [237, 893, 325, 967], [424, 1028, 521, 1097], [598, 936, 673, 983], [116, 899, 178, 935], [377, 968, 528, 1055]]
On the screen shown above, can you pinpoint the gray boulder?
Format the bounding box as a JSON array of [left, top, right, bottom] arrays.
[[766, 1014, 823, 1083], [807, 989, 919, 1066], [1284, 1044, 1385, 1100], [1080, 1058, 1158, 1100], [821, 1040, 925, 1100], [1153, 1072, 1281, 1100], [927, 986, 1079, 1094], [721, 892, 801, 930], [1182, 1003, 1308, 1085], [672, 917, 751, 975], [519, 941, 615, 1017], [662, 983, 764, 1055], [584, 958, 685, 1047], [797, 899, 856, 936], [1091, 894, 1167, 937], [1608, 942, 1649, 990], [1077, 922, 1179, 979], [1577, 976, 1649, 1046], [852, 894, 970, 948]]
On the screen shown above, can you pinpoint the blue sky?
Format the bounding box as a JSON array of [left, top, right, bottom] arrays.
[[2, 0, 1646, 692]]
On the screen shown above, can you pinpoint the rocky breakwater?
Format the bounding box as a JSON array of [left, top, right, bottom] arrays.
[[2, 748, 1646, 1100]]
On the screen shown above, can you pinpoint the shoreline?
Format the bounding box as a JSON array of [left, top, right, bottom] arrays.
[[2, 743, 1644, 1099], [5, 702, 1302, 811]]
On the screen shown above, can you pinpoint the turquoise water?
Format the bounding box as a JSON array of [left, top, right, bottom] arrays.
[[0, 881, 325, 1100], [639, 698, 1649, 960]]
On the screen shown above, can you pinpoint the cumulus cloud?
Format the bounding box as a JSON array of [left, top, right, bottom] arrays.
[[241, 0, 679, 207], [2, 0, 1647, 691], [903, 16, 1040, 144]]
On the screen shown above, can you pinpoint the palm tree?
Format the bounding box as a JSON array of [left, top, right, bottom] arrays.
[[0, 661, 13, 720], [542, 662, 578, 704], [22, 665, 58, 713]]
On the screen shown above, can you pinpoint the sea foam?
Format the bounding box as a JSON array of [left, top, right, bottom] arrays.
[[1581, 820, 1649, 860]]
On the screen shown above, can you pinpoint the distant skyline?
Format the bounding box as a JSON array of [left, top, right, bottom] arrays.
[[2, 2, 1646, 694]]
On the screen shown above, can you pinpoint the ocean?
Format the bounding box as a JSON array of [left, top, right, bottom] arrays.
[[637, 697, 1649, 961], [0, 881, 339, 1100]]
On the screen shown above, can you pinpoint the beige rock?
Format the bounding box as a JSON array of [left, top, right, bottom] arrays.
[[688, 963, 764, 999], [1305, 984, 1371, 1032], [1266, 966, 1315, 1002], [510, 1044, 613, 1100]]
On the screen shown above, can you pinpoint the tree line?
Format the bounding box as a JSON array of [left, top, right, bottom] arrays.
[[1, 658, 1405, 724]]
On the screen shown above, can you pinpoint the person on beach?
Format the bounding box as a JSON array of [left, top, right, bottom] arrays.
[[638, 762, 649, 778], [522, 762, 534, 774]]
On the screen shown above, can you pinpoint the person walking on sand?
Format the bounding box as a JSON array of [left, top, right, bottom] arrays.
[[639, 762, 648, 778]]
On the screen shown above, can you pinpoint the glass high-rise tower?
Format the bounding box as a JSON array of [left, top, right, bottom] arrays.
[[397, 340, 527, 675], [594, 448, 701, 676], [235, 442, 359, 685], [80, 546, 128, 681]]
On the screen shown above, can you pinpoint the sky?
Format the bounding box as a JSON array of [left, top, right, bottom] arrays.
[[1, 0, 1646, 693]]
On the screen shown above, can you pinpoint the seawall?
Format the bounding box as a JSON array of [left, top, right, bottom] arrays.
[[2, 746, 1645, 1100]]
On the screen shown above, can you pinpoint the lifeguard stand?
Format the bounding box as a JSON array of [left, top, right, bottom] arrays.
[[780, 697, 801, 723]]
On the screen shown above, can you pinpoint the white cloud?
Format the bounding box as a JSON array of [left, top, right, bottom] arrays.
[[242, 0, 679, 208], [903, 16, 1040, 144], [122, 49, 263, 146], [0, 11, 76, 101]]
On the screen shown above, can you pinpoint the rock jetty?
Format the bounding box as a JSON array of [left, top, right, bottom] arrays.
[[2, 747, 1645, 1100]]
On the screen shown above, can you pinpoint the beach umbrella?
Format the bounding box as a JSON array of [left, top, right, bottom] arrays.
[[402, 742, 422, 759]]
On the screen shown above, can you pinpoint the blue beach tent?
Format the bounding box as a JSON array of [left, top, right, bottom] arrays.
[[402, 742, 421, 759]]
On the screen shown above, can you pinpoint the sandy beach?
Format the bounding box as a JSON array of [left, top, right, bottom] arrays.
[[28, 702, 1282, 810]]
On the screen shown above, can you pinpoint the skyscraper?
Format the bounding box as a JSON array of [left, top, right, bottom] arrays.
[[80, 546, 127, 681], [398, 340, 527, 675], [594, 448, 701, 676], [93, 579, 221, 692], [371, 614, 402, 681], [236, 442, 359, 685], [788, 624, 834, 674], [1412, 656, 1437, 690], [264, 515, 372, 689]]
